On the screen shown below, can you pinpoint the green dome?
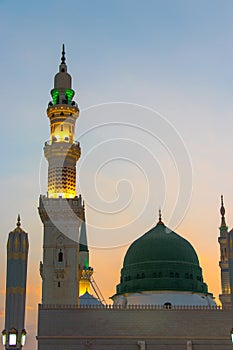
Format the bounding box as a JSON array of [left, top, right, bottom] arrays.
[[116, 221, 208, 295]]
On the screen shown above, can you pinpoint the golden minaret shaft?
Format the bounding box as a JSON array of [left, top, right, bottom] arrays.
[[44, 44, 80, 198]]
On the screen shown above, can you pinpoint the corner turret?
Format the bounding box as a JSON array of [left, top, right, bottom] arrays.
[[218, 195, 231, 308]]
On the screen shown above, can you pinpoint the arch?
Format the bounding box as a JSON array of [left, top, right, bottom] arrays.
[[58, 249, 63, 262], [164, 302, 172, 309]]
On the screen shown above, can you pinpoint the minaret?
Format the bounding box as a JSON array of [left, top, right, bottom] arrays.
[[218, 195, 231, 308], [79, 212, 93, 295], [2, 215, 29, 349], [38, 45, 84, 305], [45, 44, 80, 199]]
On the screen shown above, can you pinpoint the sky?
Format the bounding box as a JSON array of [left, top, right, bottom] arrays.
[[1, 0, 233, 348]]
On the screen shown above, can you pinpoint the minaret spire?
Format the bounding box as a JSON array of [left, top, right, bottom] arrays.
[[17, 214, 21, 228], [61, 44, 66, 64], [220, 195, 226, 227], [158, 208, 164, 225]]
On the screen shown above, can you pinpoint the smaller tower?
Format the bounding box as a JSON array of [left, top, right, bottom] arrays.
[[218, 195, 231, 308], [2, 216, 29, 349], [227, 228, 233, 314], [78, 212, 105, 305], [79, 216, 93, 296]]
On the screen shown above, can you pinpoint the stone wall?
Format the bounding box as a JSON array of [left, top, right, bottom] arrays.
[[37, 305, 233, 350]]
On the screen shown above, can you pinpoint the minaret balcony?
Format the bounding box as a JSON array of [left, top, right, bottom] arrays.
[[219, 261, 229, 268], [47, 104, 79, 119], [44, 140, 81, 162]]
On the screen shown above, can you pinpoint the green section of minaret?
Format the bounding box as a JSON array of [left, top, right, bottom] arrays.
[[116, 217, 209, 295]]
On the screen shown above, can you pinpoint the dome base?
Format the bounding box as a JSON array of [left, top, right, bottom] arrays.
[[112, 290, 216, 307]]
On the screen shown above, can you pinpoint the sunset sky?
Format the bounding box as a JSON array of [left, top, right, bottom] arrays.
[[1, 1, 233, 348]]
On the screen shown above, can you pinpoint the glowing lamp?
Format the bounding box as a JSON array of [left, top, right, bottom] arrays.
[[231, 328, 233, 343], [2, 330, 6, 346], [9, 328, 17, 346], [51, 89, 59, 105], [65, 89, 74, 104], [21, 329, 26, 346]]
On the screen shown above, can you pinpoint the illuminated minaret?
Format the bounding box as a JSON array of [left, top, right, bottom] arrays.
[[38, 45, 84, 305], [2, 215, 29, 349], [218, 195, 231, 308], [79, 214, 93, 296], [45, 44, 80, 198]]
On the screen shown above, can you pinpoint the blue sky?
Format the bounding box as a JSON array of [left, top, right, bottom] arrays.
[[1, 1, 233, 348]]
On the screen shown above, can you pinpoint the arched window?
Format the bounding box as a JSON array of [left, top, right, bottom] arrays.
[[164, 302, 172, 309], [58, 249, 63, 262]]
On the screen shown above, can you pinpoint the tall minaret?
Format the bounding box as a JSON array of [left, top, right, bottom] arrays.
[[218, 195, 231, 308], [38, 45, 84, 305], [2, 215, 29, 349]]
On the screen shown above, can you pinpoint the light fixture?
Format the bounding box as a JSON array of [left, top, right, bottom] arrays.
[[21, 329, 26, 346], [1, 330, 6, 346], [231, 328, 233, 343], [9, 328, 17, 346]]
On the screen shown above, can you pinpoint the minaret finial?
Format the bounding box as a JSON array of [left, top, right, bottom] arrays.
[[61, 44, 66, 64], [158, 208, 164, 225], [17, 214, 21, 228], [220, 195, 226, 227]]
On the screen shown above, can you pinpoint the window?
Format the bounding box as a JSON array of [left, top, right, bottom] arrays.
[[58, 250, 63, 262], [58, 282, 60, 287], [164, 302, 172, 309], [61, 124, 63, 131]]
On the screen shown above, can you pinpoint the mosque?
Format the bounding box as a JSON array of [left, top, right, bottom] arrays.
[[2, 47, 233, 350]]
